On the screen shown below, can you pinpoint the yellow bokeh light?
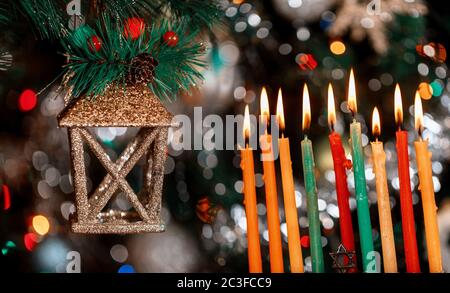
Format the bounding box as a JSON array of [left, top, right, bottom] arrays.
[[32, 215, 50, 236], [418, 82, 433, 100], [330, 41, 346, 55]]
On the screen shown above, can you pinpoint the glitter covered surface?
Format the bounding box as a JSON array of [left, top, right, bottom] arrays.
[[58, 83, 174, 127], [67, 127, 169, 234], [60, 84, 171, 234]]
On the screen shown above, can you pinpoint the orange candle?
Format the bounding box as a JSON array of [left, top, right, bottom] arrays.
[[240, 105, 262, 273], [276, 90, 304, 273], [413, 93, 443, 273], [259, 88, 284, 273], [371, 107, 398, 273]]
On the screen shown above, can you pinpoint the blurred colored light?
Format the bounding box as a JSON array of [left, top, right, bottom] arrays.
[[1, 184, 10, 210], [32, 215, 50, 236], [18, 89, 37, 112], [418, 82, 433, 100], [330, 41, 346, 55], [300, 235, 310, 248], [430, 80, 444, 97], [118, 264, 135, 273], [296, 54, 317, 71], [24, 233, 38, 251], [1, 241, 16, 255], [416, 42, 447, 63]]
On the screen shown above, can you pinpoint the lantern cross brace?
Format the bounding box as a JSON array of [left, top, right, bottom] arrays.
[[68, 126, 167, 234], [78, 128, 155, 222]]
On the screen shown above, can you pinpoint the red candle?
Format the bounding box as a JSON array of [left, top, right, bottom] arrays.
[[394, 84, 420, 273], [327, 84, 357, 272]]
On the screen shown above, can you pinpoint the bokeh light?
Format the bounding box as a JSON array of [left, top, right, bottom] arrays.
[[418, 82, 433, 100], [32, 215, 50, 236], [23, 233, 38, 251], [118, 264, 135, 273], [296, 53, 318, 71], [330, 40, 346, 55], [2, 184, 11, 210], [18, 89, 37, 112], [430, 80, 444, 97], [301, 235, 310, 248]]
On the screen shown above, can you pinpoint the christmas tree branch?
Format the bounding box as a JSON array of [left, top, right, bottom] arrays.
[[0, 49, 13, 71], [62, 15, 208, 101], [0, 5, 8, 25], [17, 0, 69, 39], [11, 0, 222, 40]]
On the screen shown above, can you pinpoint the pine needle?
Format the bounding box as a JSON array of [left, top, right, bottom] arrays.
[[63, 15, 208, 101]]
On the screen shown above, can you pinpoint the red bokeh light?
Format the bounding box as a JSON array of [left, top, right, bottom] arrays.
[[23, 233, 38, 251], [18, 89, 37, 112], [300, 235, 310, 248], [2, 184, 11, 210], [297, 54, 318, 71]]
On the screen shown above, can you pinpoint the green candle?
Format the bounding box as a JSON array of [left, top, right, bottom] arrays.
[[301, 137, 325, 273], [347, 69, 375, 272], [350, 120, 374, 271], [301, 85, 324, 273]]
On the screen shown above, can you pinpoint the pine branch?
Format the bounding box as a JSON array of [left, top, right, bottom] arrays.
[[0, 49, 13, 71], [10, 0, 222, 40], [99, 0, 222, 29], [163, 0, 223, 30], [62, 16, 208, 101], [17, 0, 69, 39], [0, 5, 8, 25]]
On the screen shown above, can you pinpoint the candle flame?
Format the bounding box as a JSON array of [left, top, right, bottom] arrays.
[[276, 89, 285, 131], [327, 83, 336, 129], [372, 107, 381, 138], [394, 83, 403, 128], [347, 68, 357, 114], [302, 84, 311, 132], [260, 87, 270, 125], [414, 91, 424, 136], [243, 105, 251, 141]]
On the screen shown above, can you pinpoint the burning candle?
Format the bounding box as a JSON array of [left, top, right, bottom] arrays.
[[371, 107, 398, 273], [327, 83, 357, 272], [260, 88, 284, 273], [240, 105, 263, 273], [277, 90, 304, 273], [347, 69, 375, 272], [300, 84, 324, 273], [414, 93, 442, 273], [394, 84, 421, 273]]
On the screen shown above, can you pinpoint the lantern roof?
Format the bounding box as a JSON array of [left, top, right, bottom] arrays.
[[58, 83, 174, 127]]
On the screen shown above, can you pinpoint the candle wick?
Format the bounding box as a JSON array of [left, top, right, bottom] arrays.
[[418, 127, 423, 141], [266, 117, 270, 134], [329, 123, 334, 133], [350, 109, 356, 121]]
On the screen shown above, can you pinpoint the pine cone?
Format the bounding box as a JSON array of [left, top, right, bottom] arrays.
[[127, 53, 158, 85]]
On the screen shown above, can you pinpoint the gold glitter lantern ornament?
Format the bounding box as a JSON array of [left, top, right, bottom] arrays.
[[58, 83, 173, 234]]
